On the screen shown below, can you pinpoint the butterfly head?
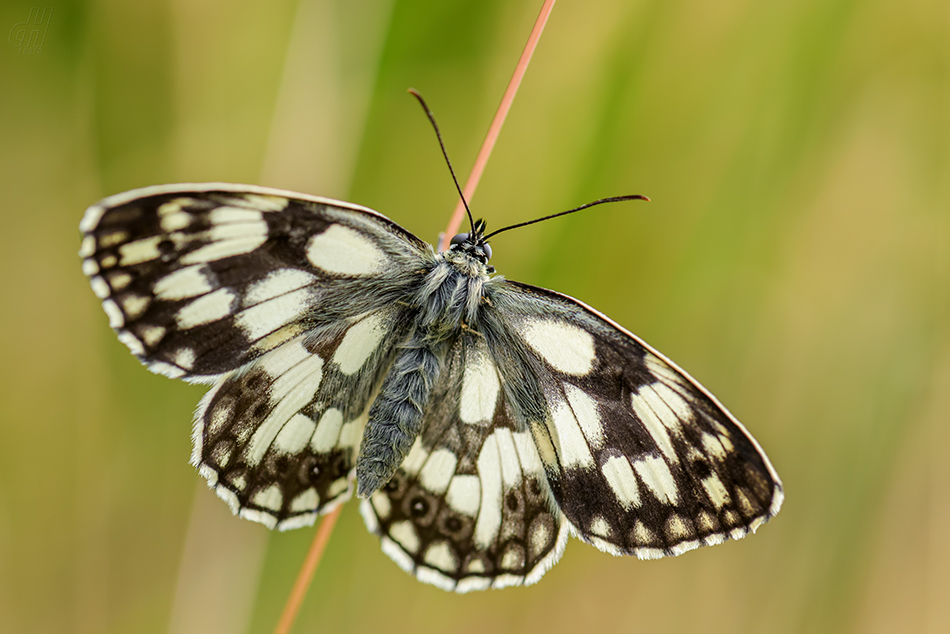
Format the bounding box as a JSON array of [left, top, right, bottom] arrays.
[[449, 218, 494, 272]]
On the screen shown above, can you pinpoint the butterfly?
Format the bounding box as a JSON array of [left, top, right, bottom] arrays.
[[79, 181, 783, 592]]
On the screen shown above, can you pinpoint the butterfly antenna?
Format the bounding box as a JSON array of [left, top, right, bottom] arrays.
[[408, 89, 476, 234], [483, 195, 650, 240]]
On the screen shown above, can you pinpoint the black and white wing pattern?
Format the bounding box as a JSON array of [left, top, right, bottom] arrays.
[[482, 281, 783, 559], [80, 182, 782, 591], [79, 183, 431, 527], [361, 332, 569, 592]]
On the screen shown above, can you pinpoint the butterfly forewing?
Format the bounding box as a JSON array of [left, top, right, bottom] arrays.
[[79, 183, 431, 382], [361, 333, 569, 592], [490, 282, 783, 558]]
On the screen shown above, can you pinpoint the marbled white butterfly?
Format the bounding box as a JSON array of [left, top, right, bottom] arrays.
[[79, 182, 783, 592]]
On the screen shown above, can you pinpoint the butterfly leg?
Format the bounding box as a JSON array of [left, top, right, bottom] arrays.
[[356, 333, 443, 498]]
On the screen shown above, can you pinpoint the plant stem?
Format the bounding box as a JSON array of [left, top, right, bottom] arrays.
[[272, 504, 342, 634], [274, 2, 557, 631], [442, 0, 557, 244]]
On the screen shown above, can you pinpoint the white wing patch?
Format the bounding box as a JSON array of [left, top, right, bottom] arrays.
[[548, 400, 596, 469], [273, 413, 317, 454], [390, 521, 421, 554], [310, 408, 344, 453], [474, 431, 504, 549], [159, 211, 192, 233], [494, 429, 523, 489], [105, 270, 131, 291], [119, 236, 163, 266], [639, 382, 687, 431], [245, 339, 325, 466], [172, 347, 196, 369], [306, 224, 388, 276], [208, 205, 264, 225], [175, 288, 236, 329], [181, 213, 268, 265], [235, 287, 313, 340], [631, 386, 678, 462], [521, 318, 595, 375], [152, 264, 215, 300], [333, 311, 389, 375], [600, 454, 641, 509], [459, 341, 500, 424], [564, 384, 604, 449], [418, 449, 457, 495], [702, 474, 730, 509], [702, 432, 731, 459], [424, 542, 458, 571], [445, 475, 481, 516], [632, 455, 678, 505], [244, 268, 316, 305], [291, 488, 319, 512]]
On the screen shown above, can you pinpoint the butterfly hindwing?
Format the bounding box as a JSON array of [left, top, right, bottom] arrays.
[[485, 281, 783, 559], [79, 183, 432, 382], [195, 304, 417, 529], [361, 333, 569, 592]]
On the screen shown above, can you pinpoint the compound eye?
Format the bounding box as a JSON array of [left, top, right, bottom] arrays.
[[482, 243, 492, 260], [450, 233, 469, 245]]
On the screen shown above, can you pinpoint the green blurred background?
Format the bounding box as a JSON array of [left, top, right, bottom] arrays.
[[1, 0, 948, 632]]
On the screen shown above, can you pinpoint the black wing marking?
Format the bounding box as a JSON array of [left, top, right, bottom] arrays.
[[483, 280, 783, 559], [361, 333, 569, 592], [79, 183, 431, 382]]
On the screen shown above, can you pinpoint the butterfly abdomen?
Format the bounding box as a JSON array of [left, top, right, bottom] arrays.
[[356, 254, 489, 498], [356, 336, 442, 497]]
